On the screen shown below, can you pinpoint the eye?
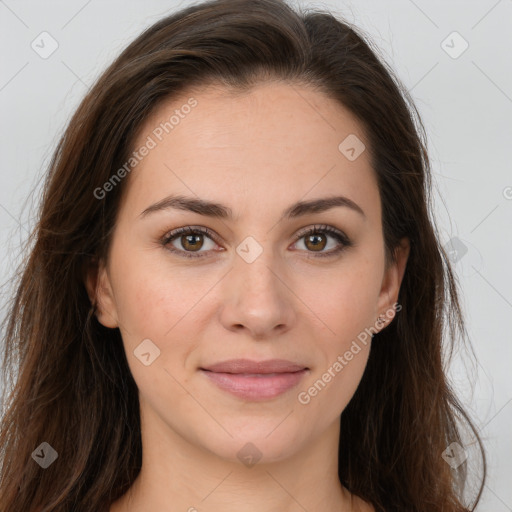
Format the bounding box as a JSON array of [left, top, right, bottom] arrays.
[[291, 224, 352, 258], [161, 226, 221, 259], [161, 224, 352, 259]]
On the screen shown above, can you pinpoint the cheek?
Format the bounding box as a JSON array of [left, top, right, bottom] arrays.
[[291, 253, 382, 412], [109, 245, 239, 407], [295, 323, 372, 428], [108, 242, 206, 366], [295, 274, 376, 422], [110, 258, 202, 413], [293, 254, 384, 341]]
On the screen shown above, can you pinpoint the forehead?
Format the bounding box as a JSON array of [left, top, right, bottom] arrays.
[[121, 81, 379, 221]]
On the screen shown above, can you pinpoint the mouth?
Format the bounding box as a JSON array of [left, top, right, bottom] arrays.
[[199, 359, 309, 401]]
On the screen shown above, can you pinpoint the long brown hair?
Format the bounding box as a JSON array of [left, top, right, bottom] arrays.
[[0, 0, 486, 510]]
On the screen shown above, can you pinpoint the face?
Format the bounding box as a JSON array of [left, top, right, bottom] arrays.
[[87, 81, 409, 464]]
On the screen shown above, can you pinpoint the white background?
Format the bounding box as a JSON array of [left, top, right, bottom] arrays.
[[0, 0, 511, 510]]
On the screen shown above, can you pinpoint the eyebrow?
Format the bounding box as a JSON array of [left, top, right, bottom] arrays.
[[139, 194, 366, 221]]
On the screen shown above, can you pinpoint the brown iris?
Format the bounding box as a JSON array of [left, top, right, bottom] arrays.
[[304, 232, 327, 251], [181, 233, 204, 251]]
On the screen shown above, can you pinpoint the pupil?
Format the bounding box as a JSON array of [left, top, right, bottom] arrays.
[[184, 234, 202, 251], [308, 233, 325, 251]]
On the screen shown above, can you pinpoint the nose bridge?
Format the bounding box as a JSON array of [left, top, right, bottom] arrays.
[[233, 233, 280, 293], [218, 232, 296, 337]]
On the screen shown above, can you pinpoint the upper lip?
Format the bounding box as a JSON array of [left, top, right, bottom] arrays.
[[200, 359, 307, 374]]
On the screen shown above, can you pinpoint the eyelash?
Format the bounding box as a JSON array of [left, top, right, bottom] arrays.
[[160, 224, 352, 260]]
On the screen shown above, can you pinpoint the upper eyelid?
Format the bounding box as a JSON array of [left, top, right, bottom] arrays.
[[163, 225, 220, 244], [293, 224, 345, 239], [163, 224, 348, 248]]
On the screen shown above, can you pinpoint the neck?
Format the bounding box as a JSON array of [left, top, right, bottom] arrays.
[[110, 406, 360, 512]]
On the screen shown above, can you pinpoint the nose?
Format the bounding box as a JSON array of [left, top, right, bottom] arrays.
[[218, 246, 297, 340]]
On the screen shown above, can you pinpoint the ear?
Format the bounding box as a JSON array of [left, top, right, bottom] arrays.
[[84, 257, 119, 329], [375, 237, 410, 328]]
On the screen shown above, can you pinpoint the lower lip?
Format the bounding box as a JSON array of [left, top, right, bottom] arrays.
[[200, 369, 308, 400]]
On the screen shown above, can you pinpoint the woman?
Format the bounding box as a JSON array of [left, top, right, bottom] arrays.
[[0, 0, 486, 510]]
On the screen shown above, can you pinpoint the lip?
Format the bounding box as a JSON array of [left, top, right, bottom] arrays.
[[200, 359, 309, 401], [202, 358, 307, 374]]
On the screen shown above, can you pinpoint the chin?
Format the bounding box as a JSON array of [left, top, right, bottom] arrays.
[[193, 415, 311, 466]]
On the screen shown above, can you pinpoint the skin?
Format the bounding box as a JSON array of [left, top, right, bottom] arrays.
[[86, 81, 409, 512]]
